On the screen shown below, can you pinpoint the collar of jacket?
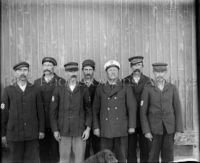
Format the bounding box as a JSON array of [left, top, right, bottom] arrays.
[[102, 79, 123, 97], [13, 81, 33, 93], [41, 73, 59, 83], [80, 78, 99, 87]]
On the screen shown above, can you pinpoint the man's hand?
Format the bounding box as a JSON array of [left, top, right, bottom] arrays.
[[93, 128, 100, 137], [54, 131, 61, 142], [128, 128, 135, 134], [82, 127, 91, 141], [145, 133, 153, 141], [2, 136, 7, 148], [39, 132, 45, 139]]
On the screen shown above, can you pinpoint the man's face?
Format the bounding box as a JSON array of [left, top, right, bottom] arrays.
[[82, 66, 94, 80], [15, 67, 29, 81], [106, 67, 119, 81], [153, 71, 167, 82], [131, 62, 143, 75], [65, 70, 78, 81], [42, 62, 54, 75]]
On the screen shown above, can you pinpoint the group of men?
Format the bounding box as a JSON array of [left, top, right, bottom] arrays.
[[1, 56, 183, 163]]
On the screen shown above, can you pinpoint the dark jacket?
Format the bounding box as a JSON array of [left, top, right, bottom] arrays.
[[123, 73, 150, 128], [1, 82, 45, 141], [93, 80, 137, 138], [80, 79, 99, 104], [34, 74, 65, 130], [49, 82, 92, 137], [140, 80, 184, 135]]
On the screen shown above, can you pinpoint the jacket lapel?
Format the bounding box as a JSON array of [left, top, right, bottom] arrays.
[[102, 80, 123, 97]]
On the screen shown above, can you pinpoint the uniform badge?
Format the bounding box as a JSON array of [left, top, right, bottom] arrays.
[[1, 103, 5, 110], [140, 100, 144, 106], [52, 96, 55, 102]]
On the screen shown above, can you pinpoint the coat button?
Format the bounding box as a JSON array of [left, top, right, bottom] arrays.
[[105, 118, 108, 121], [114, 97, 117, 100], [108, 107, 110, 111], [116, 117, 119, 120], [115, 107, 117, 110], [24, 122, 26, 126], [108, 97, 110, 100]]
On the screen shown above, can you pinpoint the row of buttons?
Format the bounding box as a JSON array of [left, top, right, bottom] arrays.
[[105, 117, 119, 120], [107, 97, 117, 100], [107, 107, 118, 110]]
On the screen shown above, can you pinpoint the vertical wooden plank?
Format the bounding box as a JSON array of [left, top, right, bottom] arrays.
[[57, 1, 66, 77], [127, 2, 135, 75], [163, 1, 171, 78], [106, 2, 115, 61], [50, 1, 59, 75], [114, 0, 122, 78], [16, 0, 24, 61], [1, 0, 10, 87], [37, 0, 45, 78], [79, 0, 86, 74], [149, 0, 157, 77], [23, 0, 32, 78], [93, 0, 101, 80], [184, 2, 193, 130], [156, 2, 164, 62], [30, 0, 39, 80], [99, 0, 107, 80], [121, 0, 129, 78], [141, 1, 151, 76], [177, 2, 186, 129]]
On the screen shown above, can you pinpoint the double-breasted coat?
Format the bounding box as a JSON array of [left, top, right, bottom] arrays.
[[49, 82, 92, 137], [140, 80, 184, 135], [93, 80, 137, 138], [1, 82, 45, 141]]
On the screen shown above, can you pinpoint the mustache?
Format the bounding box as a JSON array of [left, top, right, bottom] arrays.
[[20, 74, 26, 78], [133, 69, 141, 73], [43, 69, 51, 73], [71, 75, 77, 78], [85, 74, 92, 77]]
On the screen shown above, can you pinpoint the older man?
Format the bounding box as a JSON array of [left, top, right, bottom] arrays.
[[50, 62, 92, 163], [123, 56, 150, 163], [93, 60, 137, 163], [140, 63, 183, 162], [34, 57, 65, 163], [1, 61, 45, 163]]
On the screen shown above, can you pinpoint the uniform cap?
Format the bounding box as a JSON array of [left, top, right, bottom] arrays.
[[104, 60, 120, 71], [64, 62, 79, 71], [13, 61, 30, 71], [42, 57, 57, 66]]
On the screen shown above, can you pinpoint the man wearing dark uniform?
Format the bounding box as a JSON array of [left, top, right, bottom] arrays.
[[50, 62, 92, 163], [123, 56, 150, 163], [1, 61, 45, 163], [80, 59, 100, 159], [34, 57, 65, 163], [140, 63, 184, 163], [93, 60, 137, 163]]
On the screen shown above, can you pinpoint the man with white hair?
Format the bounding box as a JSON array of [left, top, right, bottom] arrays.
[[93, 60, 137, 163]]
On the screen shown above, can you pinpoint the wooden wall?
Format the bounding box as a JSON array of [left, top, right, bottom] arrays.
[[1, 0, 199, 160]]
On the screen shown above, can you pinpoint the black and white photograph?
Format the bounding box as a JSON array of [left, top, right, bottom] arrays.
[[1, 0, 200, 162]]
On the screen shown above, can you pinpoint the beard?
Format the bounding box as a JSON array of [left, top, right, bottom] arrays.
[[85, 74, 92, 79]]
